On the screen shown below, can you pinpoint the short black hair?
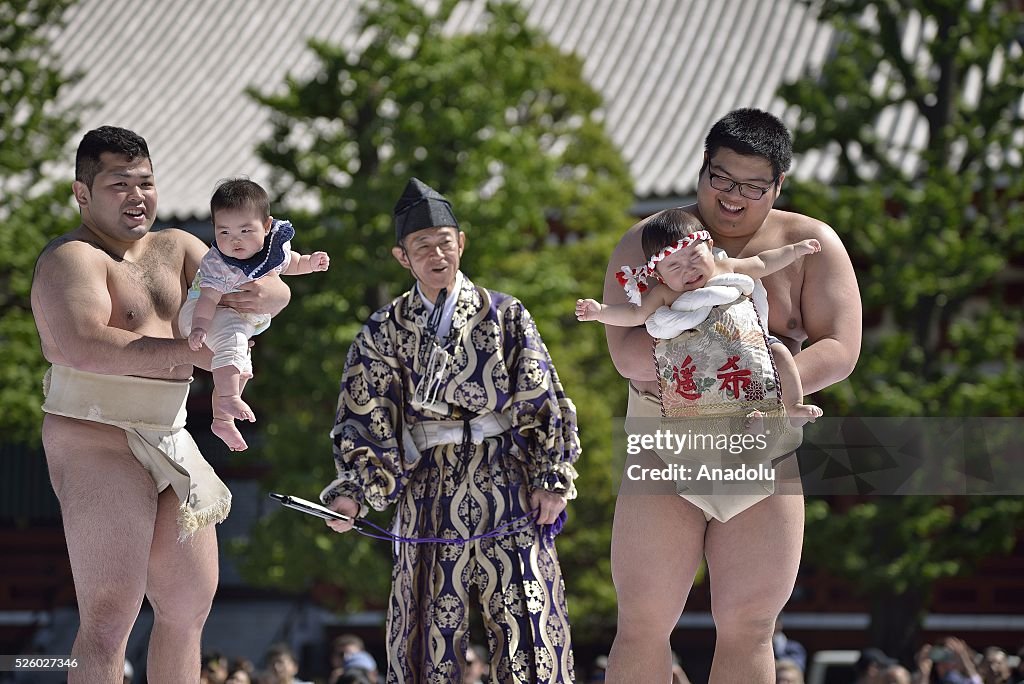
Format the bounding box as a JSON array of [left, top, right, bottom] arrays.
[[702, 108, 793, 181], [210, 178, 270, 223], [641, 208, 707, 261], [75, 126, 151, 190], [264, 642, 295, 663]]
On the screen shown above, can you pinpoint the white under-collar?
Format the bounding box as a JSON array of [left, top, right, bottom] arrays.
[[417, 270, 463, 340]]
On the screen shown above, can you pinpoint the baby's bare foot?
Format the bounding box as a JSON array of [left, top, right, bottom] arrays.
[[787, 403, 823, 427], [211, 417, 248, 451], [744, 410, 765, 436], [214, 394, 256, 422]]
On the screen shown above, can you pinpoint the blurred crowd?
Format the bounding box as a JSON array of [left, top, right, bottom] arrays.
[[187, 633, 483, 684], [119, 634, 389, 684], [113, 626, 1024, 684], [195, 634, 384, 684], [771, 627, 1024, 684]]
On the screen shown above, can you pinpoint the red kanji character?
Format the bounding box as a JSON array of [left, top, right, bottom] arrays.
[[673, 355, 701, 400], [717, 355, 751, 399]]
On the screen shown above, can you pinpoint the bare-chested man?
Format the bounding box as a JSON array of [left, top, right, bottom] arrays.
[[603, 109, 861, 683], [30, 126, 290, 683]]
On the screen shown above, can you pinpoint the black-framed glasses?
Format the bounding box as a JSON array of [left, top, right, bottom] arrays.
[[707, 171, 777, 200]]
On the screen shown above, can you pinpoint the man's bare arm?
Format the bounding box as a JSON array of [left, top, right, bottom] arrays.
[[31, 242, 199, 374], [604, 220, 657, 381], [219, 271, 291, 315], [792, 225, 861, 394]]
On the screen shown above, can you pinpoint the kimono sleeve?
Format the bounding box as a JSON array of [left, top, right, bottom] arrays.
[[505, 302, 581, 499], [320, 323, 410, 512]]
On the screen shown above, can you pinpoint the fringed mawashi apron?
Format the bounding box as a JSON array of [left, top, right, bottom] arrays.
[[42, 365, 231, 539]]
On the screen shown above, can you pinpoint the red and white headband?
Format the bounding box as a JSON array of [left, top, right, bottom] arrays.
[[614, 230, 710, 305]]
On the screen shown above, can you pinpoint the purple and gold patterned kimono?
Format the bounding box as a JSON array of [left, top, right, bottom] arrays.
[[322, 272, 579, 683]]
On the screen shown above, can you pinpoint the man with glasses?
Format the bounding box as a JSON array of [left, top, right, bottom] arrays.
[[322, 178, 580, 683], [601, 108, 861, 683]]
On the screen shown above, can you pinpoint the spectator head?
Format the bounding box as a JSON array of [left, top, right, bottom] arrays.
[[929, 645, 961, 678], [265, 642, 300, 684], [342, 649, 378, 674], [880, 664, 911, 684], [331, 633, 366, 669], [776, 658, 804, 684], [463, 643, 486, 683], [979, 647, 1011, 684], [337, 671, 373, 684], [201, 651, 229, 684], [225, 669, 252, 684], [225, 658, 257, 684], [855, 648, 897, 681]]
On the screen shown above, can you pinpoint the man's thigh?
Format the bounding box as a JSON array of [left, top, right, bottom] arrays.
[[611, 449, 708, 625], [146, 487, 218, 618], [704, 489, 805, 617], [43, 416, 158, 612]]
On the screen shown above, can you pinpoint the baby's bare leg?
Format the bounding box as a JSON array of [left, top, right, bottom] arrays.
[[212, 365, 254, 420], [770, 342, 823, 426], [211, 365, 254, 451]]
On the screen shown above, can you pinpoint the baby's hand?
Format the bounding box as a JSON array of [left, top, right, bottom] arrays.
[[796, 238, 821, 256], [310, 251, 330, 272], [575, 298, 603, 322], [188, 328, 207, 351]]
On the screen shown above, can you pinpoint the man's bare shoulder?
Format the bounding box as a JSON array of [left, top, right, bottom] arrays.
[[613, 214, 648, 252], [155, 227, 209, 275], [36, 231, 109, 273], [31, 234, 114, 327], [151, 226, 203, 243], [149, 227, 206, 253], [770, 208, 840, 243]]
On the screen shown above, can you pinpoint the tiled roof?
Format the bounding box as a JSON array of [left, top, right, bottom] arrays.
[[50, 0, 835, 219]]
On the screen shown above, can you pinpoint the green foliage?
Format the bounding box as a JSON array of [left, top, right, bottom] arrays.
[[0, 0, 81, 445], [234, 0, 634, 635], [804, 496, 1024, 596], [782, 0, 1024, 652]]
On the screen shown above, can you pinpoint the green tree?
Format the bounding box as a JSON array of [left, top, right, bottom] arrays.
[[234, 0, 633, 638], [0, 0, 81, 445], [780, 0, 1024, 658]]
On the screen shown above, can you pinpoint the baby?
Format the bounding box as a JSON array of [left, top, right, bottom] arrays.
[[179, 178, 330, 450], [576, 208, 822, 425]]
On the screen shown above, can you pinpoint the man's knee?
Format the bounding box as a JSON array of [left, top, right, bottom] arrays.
[[78, 593, 144, 652], [148, 584, 215, 631], [615, 598, 680, 641], [711, 602, 777, 644]]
